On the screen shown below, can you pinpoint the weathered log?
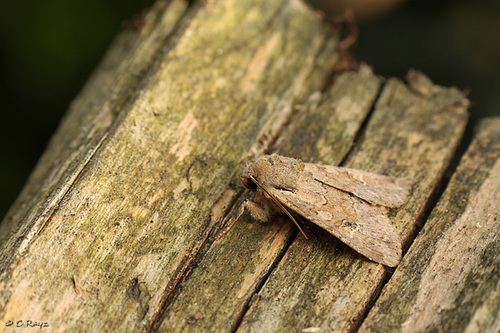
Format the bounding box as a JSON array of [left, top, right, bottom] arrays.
[[0, 0, 485, 332], [0, 0, 339, 331]]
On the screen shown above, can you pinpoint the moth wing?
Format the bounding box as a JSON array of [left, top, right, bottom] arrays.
[[268, 185, 402, 267], [304, 163, 409, 207]]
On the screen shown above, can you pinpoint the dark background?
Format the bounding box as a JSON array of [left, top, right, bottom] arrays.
[[1, 0, 499, 221]]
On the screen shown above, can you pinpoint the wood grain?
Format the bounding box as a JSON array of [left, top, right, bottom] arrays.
[[0, 0, 483, 331], [237, 71, 469, 333], [156, 65, 381, 332], [0, 0, 190, 250], [0, 0, 339, 331], [359, 117, 500, 333]]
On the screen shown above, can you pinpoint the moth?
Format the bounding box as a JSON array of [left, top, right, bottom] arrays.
[[239, 154, 409, 267]]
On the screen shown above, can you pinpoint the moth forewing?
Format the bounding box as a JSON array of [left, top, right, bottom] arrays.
[[241, 154, 408, 267], [248, 176, 309, 239], [269, 186, 402, 267], [304, 163, 410, 207]]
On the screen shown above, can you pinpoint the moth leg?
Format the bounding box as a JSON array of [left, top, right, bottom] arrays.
[[243, 192, 275, 222], [215, 192, 274, 241], [243, 200, 272, 222], [245, 192, 309, 239]]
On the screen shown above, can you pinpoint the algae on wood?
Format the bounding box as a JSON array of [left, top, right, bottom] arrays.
[[0, 0, 190, 250], [0, 0, 339, 331], [359, 117, 500, 333]]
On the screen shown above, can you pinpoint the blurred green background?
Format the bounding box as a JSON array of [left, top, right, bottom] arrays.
[[1, 0, 499, 221]]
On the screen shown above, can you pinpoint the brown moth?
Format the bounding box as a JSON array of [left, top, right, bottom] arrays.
[[239, 154, 409, 267]]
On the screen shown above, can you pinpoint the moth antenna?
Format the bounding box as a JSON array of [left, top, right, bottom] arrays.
[[250, 176, 309, 239]]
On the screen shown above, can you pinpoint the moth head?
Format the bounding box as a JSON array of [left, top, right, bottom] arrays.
[[241, 159, 260, 191], [240, 175, 257, 191]]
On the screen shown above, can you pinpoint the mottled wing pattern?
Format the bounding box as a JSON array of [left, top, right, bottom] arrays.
[[267, 184, 402, 267], [304, 163, 409, 207]]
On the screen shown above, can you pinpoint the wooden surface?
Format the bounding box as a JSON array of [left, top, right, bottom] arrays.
[[0, 0, 339, 331], [2, 0, 497, 332], [0, 0, 190, 250], [235, 70, 469, 332], [359, 117, 500, 333]]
